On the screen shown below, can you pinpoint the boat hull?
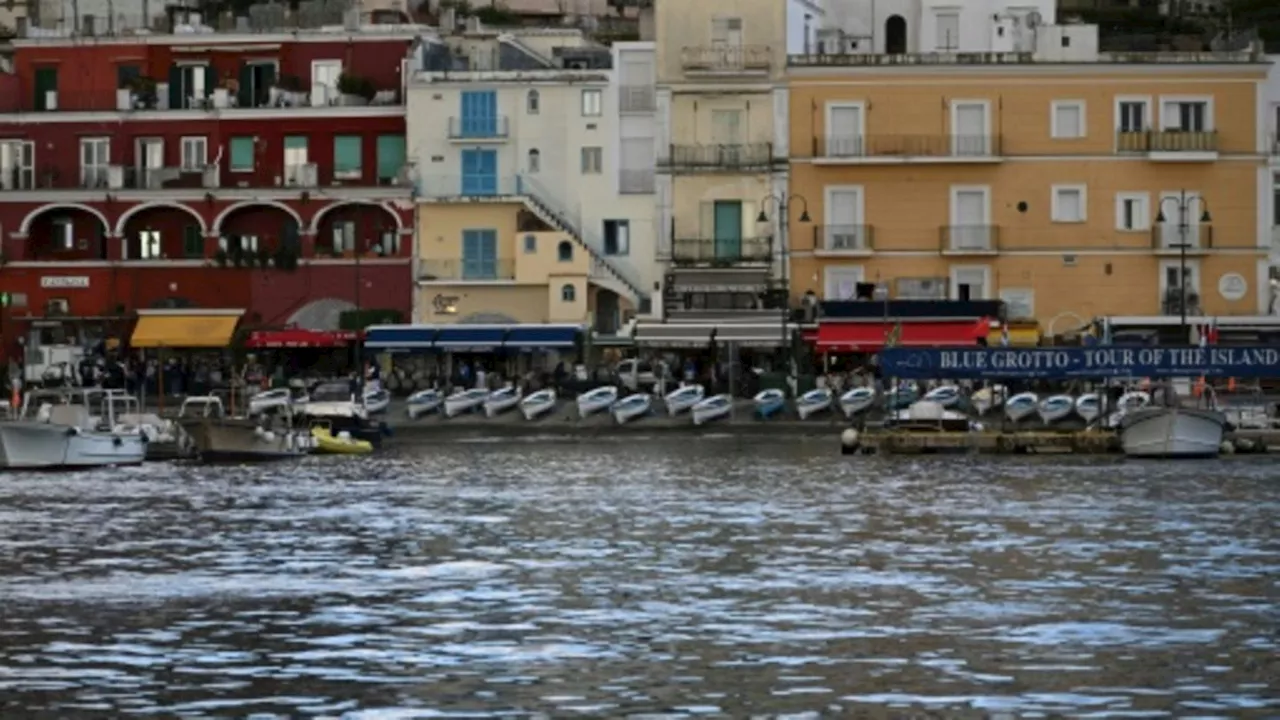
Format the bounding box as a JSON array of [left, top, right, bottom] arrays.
[[0, 422, 146, 469], [484, 395, 520, 417], [1120, 407, 1226, 459], [444, 397, 485, 417], [181, 420, 308, 463], [797, 391, 832, 420], [613, 397, 652, 425]]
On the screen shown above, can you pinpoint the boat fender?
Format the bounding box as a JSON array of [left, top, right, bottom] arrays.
[[65, 427, 78, 437], [1220, 440, 1235, 455], [113, 436, 122, 447]]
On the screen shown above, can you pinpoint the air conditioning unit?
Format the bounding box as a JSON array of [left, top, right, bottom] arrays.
[[46, 299, 70, 316]]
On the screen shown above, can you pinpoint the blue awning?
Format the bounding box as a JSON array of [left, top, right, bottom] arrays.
[[364, 325, 436, 350], [505, 324, 581, 349], [434, 325, 507, 350]]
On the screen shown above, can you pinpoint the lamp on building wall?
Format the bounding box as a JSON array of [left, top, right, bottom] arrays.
[[1154, 191, 1211, 342]]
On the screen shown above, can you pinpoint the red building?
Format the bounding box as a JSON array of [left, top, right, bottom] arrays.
[[0, 28, 419, 360]]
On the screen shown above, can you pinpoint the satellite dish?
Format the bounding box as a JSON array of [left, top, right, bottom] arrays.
[[1025, 10, 1043, 28]]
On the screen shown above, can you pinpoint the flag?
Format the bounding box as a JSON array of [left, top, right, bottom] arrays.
[[1000, 322, 1010, 347], [884, 322, 902, 348]]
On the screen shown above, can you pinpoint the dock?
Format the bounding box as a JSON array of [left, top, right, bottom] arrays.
[[848, 428, 1275, 456]]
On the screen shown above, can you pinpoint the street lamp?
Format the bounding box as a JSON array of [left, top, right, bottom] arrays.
[[1155, 192, 1211, 343], [758, 193, 811, 361]]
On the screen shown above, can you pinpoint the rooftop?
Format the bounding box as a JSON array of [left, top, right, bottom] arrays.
[[788, 48, 1267, 67]]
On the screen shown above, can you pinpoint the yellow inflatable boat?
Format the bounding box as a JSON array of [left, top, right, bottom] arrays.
[[310, 426, 374, 455]]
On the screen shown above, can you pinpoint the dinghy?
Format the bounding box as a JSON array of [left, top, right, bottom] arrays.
[[664, 384, 706, 416], [519, 389, 557, 420], [888, 400, 974, 432], [886, 383, 920, 411], [971, 384, 1007, 416], [611, 394, 652, 424], [248, 388, 293, 416], [362, 386, 391, 414], [922, 384, 963, 409], [1005, 392, 1039, 422], [484, 386, 521, 417], [444, 388, 488, 417], [406, 389, 443, 419], [1106, 390, 1153, 428], [577, 385, 618, 418], [796, 388, 833, 420], [691, 394, 733, 426], [839, 387, 876, 418], [1075, 393, 1101, 424], [753, 389, 786, 419], [1038, 394, 1075, 423]]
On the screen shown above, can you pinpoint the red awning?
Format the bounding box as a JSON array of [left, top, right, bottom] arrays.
[[245, 328, 358, 349], [815, 319, 990, 352]]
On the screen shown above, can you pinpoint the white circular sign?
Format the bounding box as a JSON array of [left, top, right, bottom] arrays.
[[1218, 273, 1248, 301]]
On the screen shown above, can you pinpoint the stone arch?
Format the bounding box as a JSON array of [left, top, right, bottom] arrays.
[[17, 202, 111, 237], [307, 200, 403, 237], [114, 201, 208, 237], [287, 298, 357, 331], [211, 200, 305, 237]]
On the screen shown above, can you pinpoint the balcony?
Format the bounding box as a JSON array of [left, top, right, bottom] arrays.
[[9, 86, 404, 114], [619, 169, 655, 194], [671, 236, 772, 266], [447, 116, 510, 142], [814, 225, 874, 254], [1150, 225, 1214, 254], [619, 85, 655, 113], [120, 165, 220, 190], [816, 134, 1003, 164], [1116, 130, 1218, 161], [663, 143, 774, 172], [419, 259, 517, 282], [940, 225, 1000, 254], [680, 45, 771, 76]]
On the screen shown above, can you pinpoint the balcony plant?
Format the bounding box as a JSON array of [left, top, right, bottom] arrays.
[[273, 246, 300, 271], [213, 248, 229, 267], [336, 73, 376, 106], [127, 75, 158, 109]]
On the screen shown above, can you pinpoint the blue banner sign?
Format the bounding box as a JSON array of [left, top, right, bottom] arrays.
[[880, 346, 1280, 380]]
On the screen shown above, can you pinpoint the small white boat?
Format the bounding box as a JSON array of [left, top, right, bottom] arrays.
[[1121, 406, 1226, 459], [691, 394, 733, 426], [1038, 394, 1075, 424], [362, 386, 391, 414], [753, 389, 786, 419], [971, 384, 1007, 416], [612, 393, 652, 424], [1076, 393, 1101, 424], [248, 388, 293, 416], [888, 400, 974, 432], [577, 385, 619, 418], [444, 388, 488, 417], [483, 386, 521, 417], [796, 388, 833, 420], [922, 384, 963, 409], [839, 387, 876, 418], [520, 389, 558, 420], [406, 389, 443, 419], [1107, 390, 1154, 428], [664, 384, 706, 416], [1005, 392, 1039, 422]]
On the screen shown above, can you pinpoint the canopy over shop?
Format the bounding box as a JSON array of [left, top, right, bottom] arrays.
[[245, 328, 360, 349], [632, 321, 795, 349], [363, 324, 584, 352], [130, 308, 244, 349]]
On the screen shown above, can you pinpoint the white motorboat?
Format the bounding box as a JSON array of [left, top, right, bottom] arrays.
[[0, 390, 146, 469], [664, 384, 706, 416], [1005, 392, 1039, 422], [922, 384, 963, 409], [484, 386, 521, 417], [839, 387, 876, 418], [971, 384, 1007, 416], [248, 388, 294, 416], [577, 385, 618, 417], [520, 389, 558, 420], [888, 400, 975, 432], [1120, 406, 1226, 459], [611, 394, 652, 424], [1106, 390, 1153, 428], [1076, 393, 1101, 424], [753, 388, 786, 419], [796, 388, 833, 420], [1038, 394, 1076, 424], [691, 394, 733, 426], [406, 389, 443, 419], [444, 388, 488, 417], [301, 382, 369, 423], [363, 386, 391, 414]]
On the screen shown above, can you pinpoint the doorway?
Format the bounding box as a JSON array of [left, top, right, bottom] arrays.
[[885, 15, 907, 54]]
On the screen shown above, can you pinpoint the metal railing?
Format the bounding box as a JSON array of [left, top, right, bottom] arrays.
[[820, 134, 1001, 158], [940, 225, 1000, 252], [671, 237, 772, 264], [619, 85, 655, 113], [619, 169, 654, 194], [6, 86, 402, 114], [1117, 130, 1218, 153], [447, 116, 510, 140], [665, 142, 774, 170], [419, 259, 517, 281], [681, 45, 772, 73], [814, 224, 874, 252], [1150, 225, 1213, 250]]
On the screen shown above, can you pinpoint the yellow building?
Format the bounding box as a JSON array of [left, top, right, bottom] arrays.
[[415, 202, 605, 326], [787, 51, 1271, 329]]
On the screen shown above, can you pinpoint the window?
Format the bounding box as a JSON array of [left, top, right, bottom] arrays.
[[51, 217, 73, 251], [1160, 259, 1201, 313], [603, 219, 630, 255], [0, 140, 35, 190], [1051, 101, 1085, 139], [1051, 184, 1087, 223], [1116, 97, 1149, 133], [229, 137, 254, 172], [999, 288, 1035, 320], [711, 16, 743, 46], [528, 149, 541, 173], [823, 265, 864, 300], [183, 225, 203, 258], [950, 266, 990, 301], [376, 135, 406, 184], [1161, 97, 1210, 132], [1115, 192, 1150, 231], [557, 240, 573, 262], [523, 234, 537, 253], [823, 185, 866, 251], [180, 136, 207, 170], [333, 135, 362, 179], [581, 89, 602, 116], [331, 221, 355, 254], [527, 89, 540, 114], [825, 102, 865, 157], [950, 100, 991, 156], [377, 229, 400, 256], [561, 283, 576, 302], [580, 147, 603, 174], [139, 230, 161, 259], [934, 11, 959, 50], [79, 137, 109, 188], [284, 136, 309, 185], [1273, 173, 1280, 227], [462, 229, 498, 279]]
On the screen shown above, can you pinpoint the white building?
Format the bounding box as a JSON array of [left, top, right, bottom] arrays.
[[1263, 56, 1280, 312], [814, 0, 1058, 55]]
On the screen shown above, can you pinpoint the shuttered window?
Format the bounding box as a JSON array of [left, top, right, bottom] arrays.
[[229, 137, 254, 171], [376, 135, 406, 183], [333, 135, 361, 178]]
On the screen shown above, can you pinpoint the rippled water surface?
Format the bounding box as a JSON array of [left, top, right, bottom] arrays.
[[1, 438, 1278, 718]]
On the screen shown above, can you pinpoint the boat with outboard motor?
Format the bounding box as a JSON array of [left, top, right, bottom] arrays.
[[178, 394, 310, 463], [0, 389, 146, 469], [295, 381, 385, 446]]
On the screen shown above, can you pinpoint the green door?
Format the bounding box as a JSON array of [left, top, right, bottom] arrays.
[[713, 200, 742, 260], [34, 67, 57, 110]]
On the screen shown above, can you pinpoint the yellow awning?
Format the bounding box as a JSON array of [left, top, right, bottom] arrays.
[[987, 327, 1042, 347], [131, 311, 243, 348]]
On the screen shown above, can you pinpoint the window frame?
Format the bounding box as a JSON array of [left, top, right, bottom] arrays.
[[228, 136, 255, 173], [1115, 192, 1151, 232], [581, 88, 603, 117], [1050, 100, 1086, 139], [580, 146, 603, 174], [1051, 183, 1088, 224], [180, 136, 207, 170], [332, 134, 363, 179]]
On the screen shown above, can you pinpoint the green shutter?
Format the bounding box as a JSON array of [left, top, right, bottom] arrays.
[[284, 136, 307, 151], [333, 135, 361, 176], [237, 62, 252, 108], [203, 65, 216, 100], [229, 137, 254, 171], [376, 135, 406, 183], [34, 67, 57, 110], [167, 65, 181, 109], [183, 225, 204, 258]]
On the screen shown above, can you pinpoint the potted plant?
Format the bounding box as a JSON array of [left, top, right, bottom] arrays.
[[128, 76, 158, 109], [213, 248, 229, 267], [337, 73, 376, 106]]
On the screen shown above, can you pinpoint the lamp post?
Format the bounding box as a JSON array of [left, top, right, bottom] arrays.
[[757, 193, 811, 355], [1155, 192, 1211, 343]]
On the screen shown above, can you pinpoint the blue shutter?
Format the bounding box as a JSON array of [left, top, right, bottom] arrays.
[[461, 149, 498, 196], [478, 150, 496, 195], [480, 230, 497, 277], [460, 90, 497, 137]]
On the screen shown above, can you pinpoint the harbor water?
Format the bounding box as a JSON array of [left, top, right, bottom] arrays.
[[1, 439, 1277, 718]]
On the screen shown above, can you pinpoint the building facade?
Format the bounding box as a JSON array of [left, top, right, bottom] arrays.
[[815, 0, 1057, 55], [1265, 54, 1280, 314], [787, 23, 1272, 330], [0, 28, 419, 360], [405, 28, 656, 331]]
